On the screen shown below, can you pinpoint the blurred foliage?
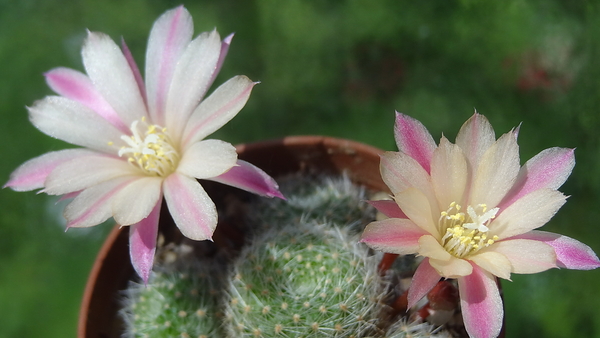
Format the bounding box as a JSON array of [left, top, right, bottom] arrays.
[[1, 0, 600, 337]]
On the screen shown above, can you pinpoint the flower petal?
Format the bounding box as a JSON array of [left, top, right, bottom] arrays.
[[469, 251, 513, 280], [210, 33, 233, 87], [65, 176, 138, 228], [177, 139, 237, 179], [145, 5, 193, 125], [394, 112, 436, 173], [511, 231, 600, 270], [360, 218, 428, 255], [44, 155, 139, 195], [394, 187, 439, 238], [120, 38, 147, 105], [429, 255, 473, 278], [163, 173, 217, 241], [470, 129, 520, 209], [491, 188, 567, 239], [380, 151, 438, 212], [367, 200, 407, 219], [498, 147, 575, 210], [484, 238, 557, 274], [44, 67, 127, 132], [458, 264, 503, 338], [4, 149, 97, 191], [455, 112, 496, 171], [407, 258, 441, 309], [431, 136, 468, 209], [418, 235, 452, 261], [182, 76, 257, 149], [112, 177, 163, 226], [28, 96, 124, 154], [82, 32, 147, 125], [208, 159, 284, 199], [166, 30, 221, 136], [129, 199, 161, 284]]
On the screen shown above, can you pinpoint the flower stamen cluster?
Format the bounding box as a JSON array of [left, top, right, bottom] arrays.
[[440, 202, 499, 258], [118, 117, 179, 177]]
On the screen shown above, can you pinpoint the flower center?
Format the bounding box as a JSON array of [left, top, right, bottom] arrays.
[[117, 117, 179, 177], [439, 202, 499, 258]]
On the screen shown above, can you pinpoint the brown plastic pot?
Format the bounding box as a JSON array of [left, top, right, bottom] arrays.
[[77, 135, 505, 338]]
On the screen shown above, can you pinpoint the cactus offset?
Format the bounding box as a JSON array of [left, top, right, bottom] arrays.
[[120, 256, 223, 338]]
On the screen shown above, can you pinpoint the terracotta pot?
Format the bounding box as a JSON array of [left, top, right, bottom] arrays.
[[77, 135, 505, 338], [78, 136, 386, 338]]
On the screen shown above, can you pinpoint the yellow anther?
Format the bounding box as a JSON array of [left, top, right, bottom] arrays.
[[118, 119, 179, 177], [440, 202, 500, 258]]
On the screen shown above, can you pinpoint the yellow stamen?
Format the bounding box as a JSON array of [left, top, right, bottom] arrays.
[[440, 202, 500, 258], [117, 119, 179, 177]]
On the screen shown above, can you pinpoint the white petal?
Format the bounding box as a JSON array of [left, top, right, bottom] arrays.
[[129, 200, 161, 284], [44, 67, 127, 132], [65, 176, 138, 228], [429, 256, 473, 278], [165, 30, 221, 137], [28, 96, 123, 154], [491, 188, 567, 239], [499, 147, 575, 210], [5, 148, 97, 192], [458, 265, 504, 338], [469, 251, 512, 280], [469, 130, 520, 208], [380, 151, 435, 197], [163, 173, 217, 240], [407, 258, 442, 309], [207, 159, 284, 198], [44, 155, 140, 195], [431, 136, 468, 209], [394, 187, 439, 238], [485, 239, 557, 274], [360, 218, 428, 255], [182, 76, 256, 149], [112, 176, 163, 225], [512, 230, 600, 270], [145, 6, 193, 125], [394, 112, 437, 172], [82, 32, 147, 125], [455, 112, 495, 170], [177, 139, 237, 179], [418, 235, 451, 260]]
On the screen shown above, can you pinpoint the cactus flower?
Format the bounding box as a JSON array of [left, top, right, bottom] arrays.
[[5, 6, 283, 283], [360, 112, 600, 338]]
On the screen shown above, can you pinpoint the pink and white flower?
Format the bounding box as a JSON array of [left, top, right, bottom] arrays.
[[360, 112, 600, 338], [5, 6, 283, 283]]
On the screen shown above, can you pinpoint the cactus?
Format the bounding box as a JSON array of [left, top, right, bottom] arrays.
[[120, 175, 455, 337], [120, 254, 223, 338], [223, 220, 386, 337], [247, 174, 376, 234], [384, 318, 451, 338]]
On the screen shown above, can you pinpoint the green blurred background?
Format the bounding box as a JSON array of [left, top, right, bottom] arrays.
[[1, 0, 600, 337]]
